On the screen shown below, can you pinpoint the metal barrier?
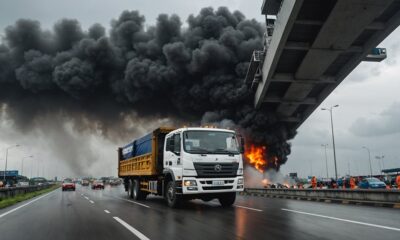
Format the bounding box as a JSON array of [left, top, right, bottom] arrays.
[[244, 188, 400, 204], [0, 184, 56, 200]]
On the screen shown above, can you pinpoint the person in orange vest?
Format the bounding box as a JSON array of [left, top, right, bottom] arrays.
[[311, 176, 317, 189], [350, 177, 356, 189], [396, 175, 400, 190]]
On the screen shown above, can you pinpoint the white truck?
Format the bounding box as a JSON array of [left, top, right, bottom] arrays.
[[118, 127, 245, 208]]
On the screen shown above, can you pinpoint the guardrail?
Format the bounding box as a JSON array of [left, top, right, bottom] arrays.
[[243, 188, 400, 207], [0, 184, 56, 199]]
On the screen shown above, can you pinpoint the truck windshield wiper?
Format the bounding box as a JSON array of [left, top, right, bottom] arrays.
[[189, 148, 212, 154], [213, 149, 237, 154]]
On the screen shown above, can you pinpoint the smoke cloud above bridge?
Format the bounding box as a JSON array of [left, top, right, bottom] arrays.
[[0, 7, 296, 172]]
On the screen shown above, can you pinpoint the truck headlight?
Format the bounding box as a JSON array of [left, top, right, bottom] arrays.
[[238, 178, 244, 184], [184, 180, 197, 186]]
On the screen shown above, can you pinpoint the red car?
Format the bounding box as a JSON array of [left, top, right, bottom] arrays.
[[91, 180, 104, 190], [62, 179, 76, 191]]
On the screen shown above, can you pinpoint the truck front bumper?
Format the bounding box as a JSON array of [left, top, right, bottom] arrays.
[[181, 176, 244, 194]]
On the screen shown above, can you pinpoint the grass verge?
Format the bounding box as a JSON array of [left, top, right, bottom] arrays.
[[0, 185, 60, 209]]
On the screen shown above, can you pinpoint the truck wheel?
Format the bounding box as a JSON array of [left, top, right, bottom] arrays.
[[127, 179, 134, 199], [133, 179, 146, 200], [218, 192, 236, 207], [165, 181, 181, 208]]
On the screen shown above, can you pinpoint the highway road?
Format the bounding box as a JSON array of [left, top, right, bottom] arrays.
[[0, 185, 399, 240]]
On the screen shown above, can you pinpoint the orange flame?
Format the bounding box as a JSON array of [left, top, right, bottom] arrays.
[[245, 145, 267, 173]]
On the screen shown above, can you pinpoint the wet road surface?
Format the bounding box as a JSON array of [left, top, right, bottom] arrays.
[[0, 185, 399, 240]]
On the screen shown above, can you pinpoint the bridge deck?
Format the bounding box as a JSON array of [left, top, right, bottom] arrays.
[[248, 0, 400, 129]]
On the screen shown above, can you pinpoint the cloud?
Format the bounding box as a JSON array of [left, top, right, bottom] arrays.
[[350, 102, 400, 137]]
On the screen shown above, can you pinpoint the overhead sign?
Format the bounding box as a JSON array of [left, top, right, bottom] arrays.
[[0, 170, 19, 177]]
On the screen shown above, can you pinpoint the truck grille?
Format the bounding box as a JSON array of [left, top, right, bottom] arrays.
[[202, 186, 233, 190], [193, 162, 239, 178]]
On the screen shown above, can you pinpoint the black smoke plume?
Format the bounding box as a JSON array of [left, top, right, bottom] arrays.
[[0, 7, 296, 171]]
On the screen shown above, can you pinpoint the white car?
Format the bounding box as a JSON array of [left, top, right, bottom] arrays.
[[17, 181, 29, 187]]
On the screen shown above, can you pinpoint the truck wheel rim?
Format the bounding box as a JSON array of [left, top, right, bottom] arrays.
[[168, 185, 174, 202], [134, 182, 138, 198]]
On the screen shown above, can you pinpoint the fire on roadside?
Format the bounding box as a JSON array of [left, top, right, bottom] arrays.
[[244, 145, 267, 173]]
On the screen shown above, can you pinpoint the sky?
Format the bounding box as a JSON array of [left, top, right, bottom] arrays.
[[0, 0, 399, 180]]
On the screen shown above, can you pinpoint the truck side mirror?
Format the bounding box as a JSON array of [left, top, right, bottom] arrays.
[[240, 137, 245, 154]]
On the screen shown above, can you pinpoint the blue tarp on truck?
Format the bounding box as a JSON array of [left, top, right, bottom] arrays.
[[121, 133, 152, 160]]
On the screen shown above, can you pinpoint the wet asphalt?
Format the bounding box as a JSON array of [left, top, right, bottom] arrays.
[[0, 185, 399, 240]]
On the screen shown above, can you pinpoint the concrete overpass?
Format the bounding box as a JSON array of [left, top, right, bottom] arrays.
[[245, 0, 400, 129]]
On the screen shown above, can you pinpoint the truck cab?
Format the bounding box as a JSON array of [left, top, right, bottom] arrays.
[[163, 127, 244, 207]]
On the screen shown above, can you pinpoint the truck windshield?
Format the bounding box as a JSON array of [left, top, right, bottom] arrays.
[[183, 131, 240, 154]]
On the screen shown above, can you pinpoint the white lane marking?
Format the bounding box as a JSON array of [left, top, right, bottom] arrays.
[[104, 210, 110, 214], [89, 200, 95, 204], [234, 205, 263, 212], [282, 208, 400, 232], [0, 189, 56, 219], [113, 197, 150, 209], [114, 217, 150, 240], [84, 196, 89, 200]]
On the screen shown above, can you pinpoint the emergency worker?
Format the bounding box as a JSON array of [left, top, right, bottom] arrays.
[[350, 177, 356, 189], [311, 176, 317, 189]]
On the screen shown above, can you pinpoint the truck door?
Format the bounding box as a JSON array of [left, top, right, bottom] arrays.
[[164, 133, 182, 179]]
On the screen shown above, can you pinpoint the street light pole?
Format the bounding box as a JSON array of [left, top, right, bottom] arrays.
[[321, 144, 329, 178], [3, 144, 20, 181], [362, 146, 373, 177], [321, 105, 339, 180], [375, 155, 385, 173], [21, 155, 33, 177]]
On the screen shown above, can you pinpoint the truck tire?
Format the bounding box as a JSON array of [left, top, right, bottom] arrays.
[[218, 192, 236, 207], [165, 181, 181, 208], [127, 179, 134, 199], [133, 179, 146, 200]]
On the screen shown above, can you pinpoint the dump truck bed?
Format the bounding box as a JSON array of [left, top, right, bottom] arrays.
[[118, 127, 174, 177]]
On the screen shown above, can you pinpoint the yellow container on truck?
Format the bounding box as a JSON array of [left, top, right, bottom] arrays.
[[118, 127, 245, 208]]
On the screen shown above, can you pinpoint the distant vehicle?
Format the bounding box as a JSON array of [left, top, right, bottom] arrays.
[[91, 180, 104, 190], [109, 178, 122, 186], [30, 177, 47, 186], [82, 179, 90, 186], [100, 177, 111, 185], [17, 181, 29, 187], [119, 127, 245, 208], [358, 177, 387, 189], [62, 178, 76, 191]]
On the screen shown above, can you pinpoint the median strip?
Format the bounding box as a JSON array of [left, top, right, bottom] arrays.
[[0, 185, 59, 210], [0, 188, 57, 218]]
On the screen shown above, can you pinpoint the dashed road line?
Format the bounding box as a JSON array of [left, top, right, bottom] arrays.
[[104, 210, 110, 214], [114, 217, 150, 240], [282, 208, 400, 232], [113, 196, 151, 209], [234, 205, 263, 212], [89, 200, 95, 204]]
